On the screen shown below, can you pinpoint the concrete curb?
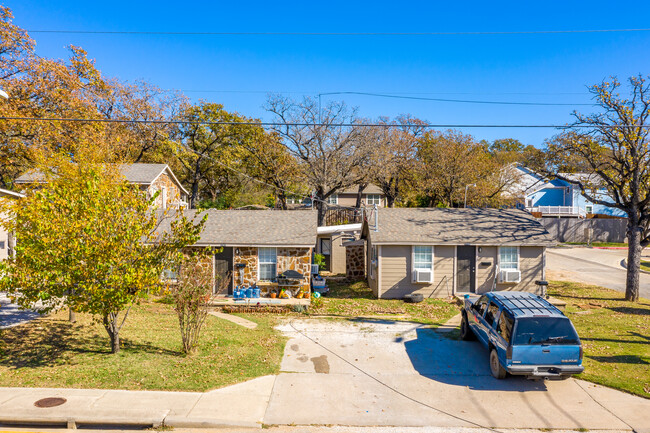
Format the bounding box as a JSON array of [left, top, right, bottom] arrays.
[[163, 415, 260, 429], [0, 413, 166, 428], [621, 259, 650, 274]]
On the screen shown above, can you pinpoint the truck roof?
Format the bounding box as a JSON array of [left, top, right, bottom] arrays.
[[485, 292, 566, 319]]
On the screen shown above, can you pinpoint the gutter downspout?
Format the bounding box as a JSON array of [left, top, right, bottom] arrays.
[[373, 204, 378, 232]]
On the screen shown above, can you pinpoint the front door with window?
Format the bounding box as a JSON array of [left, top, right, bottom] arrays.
[[319, 237, 331, 271], [457, 246, 476, 293], [214, 247, 233, 295]]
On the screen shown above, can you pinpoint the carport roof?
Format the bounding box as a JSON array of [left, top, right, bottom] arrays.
[[364, 207, 555, 246]]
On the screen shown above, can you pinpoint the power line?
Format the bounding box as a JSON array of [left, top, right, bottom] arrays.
[[25, 28, 650, 36], [316, 91, 593, 106], [180, 89, 589, 96], [3, 116, 649, 128]]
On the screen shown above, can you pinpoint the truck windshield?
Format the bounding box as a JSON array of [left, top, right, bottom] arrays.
[[513, 318, 580, 345]]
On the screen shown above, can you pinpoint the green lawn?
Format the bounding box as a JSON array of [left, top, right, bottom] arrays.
[[0, 301, 286, 391], [641, 260, 650, 273], [549, 281, 650, 398], [309, 280, 460, 326]]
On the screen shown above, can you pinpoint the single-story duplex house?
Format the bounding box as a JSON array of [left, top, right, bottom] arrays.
[[0, 188, 24, 261], [362, 208, 555, 299], [160, 209, 317, 295], [15, 163, 189, 210]]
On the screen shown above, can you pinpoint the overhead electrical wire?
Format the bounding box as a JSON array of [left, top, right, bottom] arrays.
[[3, 116, 648, 129], [25, 28, 650, 36]]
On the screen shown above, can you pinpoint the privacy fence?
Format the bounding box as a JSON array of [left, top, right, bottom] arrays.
[[539, 217, 627, 244]]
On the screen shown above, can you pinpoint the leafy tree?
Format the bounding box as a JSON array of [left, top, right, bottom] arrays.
[[0, 151, 207, 353], [170, 102, 261, 208], [239, 130, 303, 209], [545, 76, 650, 302]]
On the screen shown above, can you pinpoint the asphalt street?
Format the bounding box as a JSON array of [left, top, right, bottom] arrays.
[[546, 247, 650, 299]]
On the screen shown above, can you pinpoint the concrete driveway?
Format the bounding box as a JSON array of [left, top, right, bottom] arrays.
[[264, 319, 649, 430], [547, 247, 650, 299]]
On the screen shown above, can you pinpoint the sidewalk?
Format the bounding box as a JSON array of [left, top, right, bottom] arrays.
[[0, 375, 275, 429]]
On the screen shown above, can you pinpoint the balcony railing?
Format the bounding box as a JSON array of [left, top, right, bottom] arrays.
[[528, 206, 586, 218], [323, 206, 364, 226]]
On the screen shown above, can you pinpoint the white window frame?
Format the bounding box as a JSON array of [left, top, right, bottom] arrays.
[[411, 245, 434, 283], [258, 247, 277, 281], [366, 194, 381, 206], [327, 194, 338, 205], [498, 246, 520, 271]]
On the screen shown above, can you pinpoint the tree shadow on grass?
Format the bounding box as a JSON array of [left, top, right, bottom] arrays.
[[0, 318, 181, 369], [587, 354, 649, 364], [606, 306, 650, 315]]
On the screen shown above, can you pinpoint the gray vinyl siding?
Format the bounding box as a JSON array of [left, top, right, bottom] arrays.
[[373, 244, 545, 299], [379, 245, 455, 299], [478, 246, 545, 294]]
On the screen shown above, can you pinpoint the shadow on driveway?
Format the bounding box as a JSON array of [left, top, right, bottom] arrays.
[[0, 294, 41, 330], [404, 327, 548, 391]]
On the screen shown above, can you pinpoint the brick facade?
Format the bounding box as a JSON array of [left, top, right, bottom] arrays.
[[345, 244, 366, 279], [147, 171, 187, 209]]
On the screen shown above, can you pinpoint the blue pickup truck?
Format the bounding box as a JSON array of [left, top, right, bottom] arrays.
[[460, 291, 584, 380]]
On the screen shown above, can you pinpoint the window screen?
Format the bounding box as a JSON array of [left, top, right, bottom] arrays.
[[500, 247, 519, 270], [259, 247, 277, 281]]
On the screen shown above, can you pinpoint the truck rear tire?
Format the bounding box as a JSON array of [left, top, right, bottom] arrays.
[[490, 348, 507, 379], [460, 314, 475, 341]]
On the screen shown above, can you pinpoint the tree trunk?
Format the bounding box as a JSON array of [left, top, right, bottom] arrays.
[[355, 184, 367, 208], [386, 194, 396, 208], [69, 308, 76, 323], [625, 226, 641, 302], [276, 190, 287, 210], [103, 313, 121, 354], [316, 199, 326, 226]]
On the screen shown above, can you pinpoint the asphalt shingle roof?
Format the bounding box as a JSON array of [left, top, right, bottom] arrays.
[[16, 163, 168, 185], [367, 208, 555, 246], [160, 209, 317, 247]]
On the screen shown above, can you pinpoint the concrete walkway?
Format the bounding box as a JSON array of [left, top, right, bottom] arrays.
[[0, 375, 275, 429], [209, 311, 258, 329], [547, 247, 650, 298]]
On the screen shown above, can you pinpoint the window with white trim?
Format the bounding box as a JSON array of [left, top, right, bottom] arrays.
[[366, 194, 381, 206], [412, 246, 433, 283], [327, 194, 338, 205], [413, 246, 433, 270], [258, 247, 277, 281], [585, 205, 593, 213], [499, 246, 519, 271]]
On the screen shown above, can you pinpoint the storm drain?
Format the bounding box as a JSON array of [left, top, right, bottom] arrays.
[[34, 397, 67, 408]]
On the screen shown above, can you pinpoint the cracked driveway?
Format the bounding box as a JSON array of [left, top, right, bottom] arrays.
[[265, 319, 649, 430]]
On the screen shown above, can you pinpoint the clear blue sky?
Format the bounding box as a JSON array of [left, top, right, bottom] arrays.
[[11, 0, 650, 147]]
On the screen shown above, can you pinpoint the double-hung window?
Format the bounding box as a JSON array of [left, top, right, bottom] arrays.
[[327, 194, 338, 205], [366, 194, 381, 206], [412, 246, 433, 283], [499, 246, 519, 271], [259, 247, 277, 281]]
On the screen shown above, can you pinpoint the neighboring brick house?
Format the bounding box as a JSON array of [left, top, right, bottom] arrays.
[[0, 188, 24, 261], [362, 208, 555, 299], [14, 163, 189, 210], [160, 210, 317, 296]]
